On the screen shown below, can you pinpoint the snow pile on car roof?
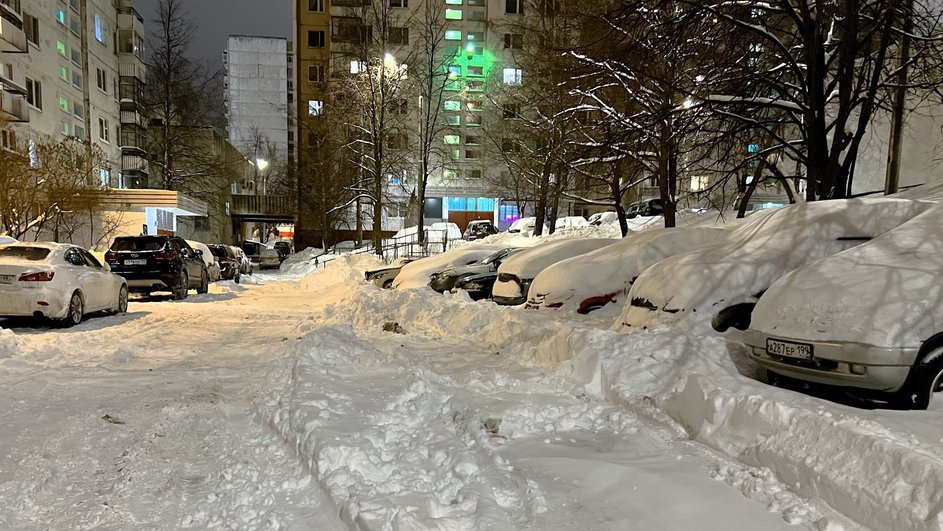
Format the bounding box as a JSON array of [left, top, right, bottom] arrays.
[[279, 246, 326, 276]]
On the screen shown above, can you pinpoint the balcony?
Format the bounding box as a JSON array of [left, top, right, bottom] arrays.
[[0, 7, 26, 53], [0, 90, 28, 122]]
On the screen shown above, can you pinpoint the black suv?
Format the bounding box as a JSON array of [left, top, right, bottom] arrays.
[[106, 236, 209, 299]]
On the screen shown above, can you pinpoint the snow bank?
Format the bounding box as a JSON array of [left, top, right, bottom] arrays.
[[279, 247, 326, 276], [0, 328, 16, 359], [297, 253, 383, 293]]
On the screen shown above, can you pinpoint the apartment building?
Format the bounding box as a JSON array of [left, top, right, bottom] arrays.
[[0, 0, 148, 189], [223, 35, 290, 194], [292, 0, 538, 246]]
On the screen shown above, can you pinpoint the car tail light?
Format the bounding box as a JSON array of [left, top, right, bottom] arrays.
[[105, 250, 117, 262], [19, 271, 55, 282], [155, 252, 177, 261]]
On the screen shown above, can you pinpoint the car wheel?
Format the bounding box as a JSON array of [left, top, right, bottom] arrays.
[[61, 292, 83, 327], [173, 271, 189, 300], [197, 270, 209, 294], [382, 279, 394, 289], [235, 273, 241, 284], [116, 285, 129, 314], [899, 348, 943, 410], [711, 303, 756, 332]]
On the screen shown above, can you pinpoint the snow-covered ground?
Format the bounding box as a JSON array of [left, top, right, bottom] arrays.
[[1, 235, 941, 529]]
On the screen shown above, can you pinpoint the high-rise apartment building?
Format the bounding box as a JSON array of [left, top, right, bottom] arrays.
[[0, 0, 146, 189], [223, 35, 290, 194], [292, 0, 528, 246]]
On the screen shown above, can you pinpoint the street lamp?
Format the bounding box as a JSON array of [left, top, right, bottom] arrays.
[[256, 158, 269, 194]]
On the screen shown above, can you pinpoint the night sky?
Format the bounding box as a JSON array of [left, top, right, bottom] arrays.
[[133, 0, 291, 70]]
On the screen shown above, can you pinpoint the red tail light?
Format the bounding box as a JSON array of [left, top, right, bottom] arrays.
[[105, 251, 117, 262], [546, 302, 564, 309], [19, 271, 55, 282], [154, 252, 177, 261]]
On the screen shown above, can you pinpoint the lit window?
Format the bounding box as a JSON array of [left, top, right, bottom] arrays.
[[56, 8, 66, 25], [467, 66, 483, 76], [59, 97, 69, 111], [690, 175, 709, 192], [445, 30, 462, 40], [94, 14, 106, 44], [308, 100, 324, 116], [57, 40, 67, 56], [443, 100, 461, 111], [60, 121, 71, 136], [444, 169, 459, 179], [350, 60, 365, 74], [444, 135, 460, 145], [447, 65, 461, 77], [58, 66, 68, 81], [445, 8, 462, 19], [503, 67, 522, 85]]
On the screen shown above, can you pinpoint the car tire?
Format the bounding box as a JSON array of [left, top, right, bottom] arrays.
[[116, 285, 129, 314], [197, 269, 209, 294], [61, 291, 83, 327], [711, 303, 756, 332], [173, 271, 189, 300], [899, 348, 943, 410], [382, 279, 394, 289], [234, 273, 241, 284]]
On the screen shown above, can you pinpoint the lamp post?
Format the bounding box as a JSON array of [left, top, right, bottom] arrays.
[[256, 158, 269, 195]]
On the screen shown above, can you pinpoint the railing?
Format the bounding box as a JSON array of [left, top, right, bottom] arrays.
[[0, 91, 27, 122], [313, 228, 460, 268]]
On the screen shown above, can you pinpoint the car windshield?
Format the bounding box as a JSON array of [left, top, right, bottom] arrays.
[[208, 246, 228, 258], [112, 237, 166, 251], [479, 249, 508, 265], [0, 247, 51, 261]]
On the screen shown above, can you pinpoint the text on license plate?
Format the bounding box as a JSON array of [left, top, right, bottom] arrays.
[[0, 274, 13, 284], [767, 338, 813, 360], [124, 259, 147, 265]]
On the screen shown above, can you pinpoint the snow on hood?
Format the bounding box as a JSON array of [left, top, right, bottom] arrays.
[[393, 244, 506, 290], [751, 205, 943, 348], [621, 198, 934, 326], [529, 227, 730, 313], [496, 238, 619, 280]]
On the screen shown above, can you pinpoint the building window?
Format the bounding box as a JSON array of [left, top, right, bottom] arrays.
[[503, 67, 522, 85], [307, 30, 326, 48], [99, 118, 110, 143], [59, 97, 69, 112], [506, 0, 523, 13], [467, 65, 483, 76], [465, 134, 480, 145], [70, 16, 80, 35], [56, 8, 66, 25], [60, 121, 71, 136], [445, 0, 461, 4], [389, 27, 408, 45], [444, 30, 462, 41], [467, 169, 482, 179], [57, 40, 67, 56], [504, 33, 523, 49], [96, 68, 107, 93], [74, 125, 85, 140], [443, 169, 459, 179], [71, 48, 81, 65], [308, 100, 324, 116], [445, 114, 460, 126], [690, 175, 709, 192], [444, 134, 460, 145], [308, 63, 325, 83], [308, 0, 324, 11], [349, 59, 365, 74], [444, 100, 460, 111], [390, 0, 408, 7], [73, 102, 84, 119], [445, 8, 462, 19], [94, 14, 106, 44], [447, 65, 461, 77], [24, 13, 39, 46], [25, 78, 41, 110], [71, 70, 82, 88], [502, 139, 521, 153], [58, 66, 68, 81], [465, 149, 480, 159]]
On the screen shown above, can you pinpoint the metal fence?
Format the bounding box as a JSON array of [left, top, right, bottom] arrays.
[[313, 228, 459, 268]]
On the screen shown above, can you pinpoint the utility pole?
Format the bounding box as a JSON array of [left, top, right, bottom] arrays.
[[885, 0, 915, 195]]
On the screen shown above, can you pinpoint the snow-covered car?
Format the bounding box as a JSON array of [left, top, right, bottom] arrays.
[[429, 247, 523, 293], [454, 271, 500, 301], [365, 257, 416, 289], [554, 216, 589, 230], [463, 220, 499, 241], [427, 222, 463, 249], [588, 212, 618, 226], [619, 198, 934, 333], [507, 217, 535, 234], [492, 238, 619, 306], [187, 240, 221, 282], [230, 246, 253, 275], [393, 244, 505, 290], [0, 236, 16, 245], [0, 242, 128, 326], [744, 205, 943, 409], [527, 227, 730, 315], [627, 198, 664, 219]]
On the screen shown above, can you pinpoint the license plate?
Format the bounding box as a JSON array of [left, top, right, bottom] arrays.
[[124, 259, 146, 265], [767, 338, 813, 360], [0, 274, 13, 284]]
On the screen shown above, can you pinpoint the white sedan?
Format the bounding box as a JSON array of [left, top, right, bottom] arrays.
[[0, 242, 128, 326]]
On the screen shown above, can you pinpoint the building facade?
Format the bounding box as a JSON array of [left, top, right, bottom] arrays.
[[223, 35, 289, 194]]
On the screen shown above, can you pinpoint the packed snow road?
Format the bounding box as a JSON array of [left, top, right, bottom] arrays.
[[0, 266, 840, 529]]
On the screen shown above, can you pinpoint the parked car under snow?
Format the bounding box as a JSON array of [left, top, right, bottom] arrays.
[[492, 238, 618, 306], [618, 198, 935, 333], [527, 227, 729, 315], [429, 247, 522, 293], [744, 205, 943, 409], [392, 244, 506, 290]]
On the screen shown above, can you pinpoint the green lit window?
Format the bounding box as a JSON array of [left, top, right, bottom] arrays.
[[444, 169, 459, 179], [445, 114, 460, 126], [445, 0, 462, 4], [468, 66, 483, 76], [57, 40, 67, 56], [58, 97, 69, 111], [447, 65, 461, 77], [445, 30, 462, 40], [449, 149, 461, 160], [60, 121, 70, 135], [445, 9, 462, 19], [58, 66, 68, 81], [444, 134, 460, 145], [467, 80, 484, 91], [444, 100, 461, 111]]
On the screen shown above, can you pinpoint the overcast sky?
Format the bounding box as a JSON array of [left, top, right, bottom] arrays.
[[134, 0, 291, 70]]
